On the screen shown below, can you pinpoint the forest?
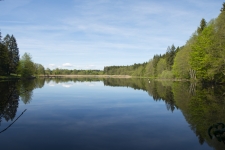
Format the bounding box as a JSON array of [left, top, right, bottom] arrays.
[[104, 3, 225, 83], [45, 68, 104, 76]]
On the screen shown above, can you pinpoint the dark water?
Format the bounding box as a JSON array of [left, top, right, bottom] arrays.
[[0, 78, 225, 150]]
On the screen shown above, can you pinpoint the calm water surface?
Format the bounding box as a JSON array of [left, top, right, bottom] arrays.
[[0, 78, 225, 150]]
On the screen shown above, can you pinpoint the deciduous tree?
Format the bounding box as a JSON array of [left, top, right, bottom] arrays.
[[17, 53, 35, 78]]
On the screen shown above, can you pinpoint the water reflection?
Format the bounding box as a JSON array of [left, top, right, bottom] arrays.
[[103, 78, 225, 149], [19, 79, 45, 104], [0, 79, 45, 131], [0, 81, 19, 125], [208, 123, 225, 144], [1, 77, 225, 149]]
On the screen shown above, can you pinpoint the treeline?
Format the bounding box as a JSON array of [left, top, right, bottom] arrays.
[[104, 62, 148, 76], [104, 3, 225, 83], [103, 45, 179, 78], [45, 68, 103, 75], [0, 32, 45, 78]]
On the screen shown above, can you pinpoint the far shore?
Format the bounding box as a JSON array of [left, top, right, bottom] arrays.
[[39, 75, 132, 78]]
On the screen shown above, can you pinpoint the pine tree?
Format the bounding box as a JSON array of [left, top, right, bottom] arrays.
[[197, 18, 207, 34], [10, 35, 19, 74], [0, 30, 2, 43], [0, 43, 9, 75], [152, 55, 160, 77], [3, 34, 11, 75], [220, 2, 225, 12], [166, 44, 176, 70], [3, 34, 19, 75]]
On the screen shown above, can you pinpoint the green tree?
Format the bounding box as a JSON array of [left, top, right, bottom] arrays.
[[156, 58, 167, 77], [210, 7, 225, 82], [152, 55, 161, 77], [145, 59, 154, 77], [10, 35, 19, 73], [45, 68, 52, 75], [0, 43, 9, 75], [197, 18, 207, 34], [3, 34, 19, 75], [34, 63, 45, 75], [17, 53, 35, 78], [173, 45, 191, 79], [38, 64, 44, 75], [190, 24, 214, 81], [3, 34, 11, 75], [165, 45, 176, 70], [220, 2, 225, 12]]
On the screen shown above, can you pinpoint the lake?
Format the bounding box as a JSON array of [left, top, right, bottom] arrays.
[[0, 78, 225, 150]]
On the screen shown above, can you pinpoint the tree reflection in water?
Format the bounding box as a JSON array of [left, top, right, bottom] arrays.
[[101, 78, 225, 149], [0, 78, 45, 132], [208, 123, 225, 144], [0, 81, 19, 125], [1, 77, 225, 149]]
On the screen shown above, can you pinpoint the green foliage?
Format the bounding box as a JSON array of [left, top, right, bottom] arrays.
[[3, 34, 19, 75], [103, 62, 147, 76], [190, 24, 214, 80], [46, 68, 103, 75], [220, 2, 225, 12], [0, 31, 44, 78], [197, 18, 207, 35], [145, 59, 154, 77], [34, 63, 45, 75], [0, 43, 9, 75], [173, 46, 191, 79], [210, 10, 225, 82], [45, 68, 52, 75], [152, 55, 161, 77], [156, 58, 167, 76], [17, 53, 35, 78], [159, 70, 174, 79], [165, 45, 176, 70]]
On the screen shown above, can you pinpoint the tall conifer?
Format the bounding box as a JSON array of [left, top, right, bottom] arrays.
[[0, 43, 9, 75], [197, 19, 207, 34], [3, 34, 19, 75]]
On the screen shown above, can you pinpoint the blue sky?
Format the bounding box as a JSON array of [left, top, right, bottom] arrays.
[[0, 0, 223, 70]]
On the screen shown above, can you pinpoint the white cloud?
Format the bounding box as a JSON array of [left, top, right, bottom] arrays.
[[49, 64, 56, 68], [62, 63, 73, 67]]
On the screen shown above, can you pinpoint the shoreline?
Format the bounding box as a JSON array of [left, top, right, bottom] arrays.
[[0, 75, 198, 82], [38, 75, 132, 78]]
